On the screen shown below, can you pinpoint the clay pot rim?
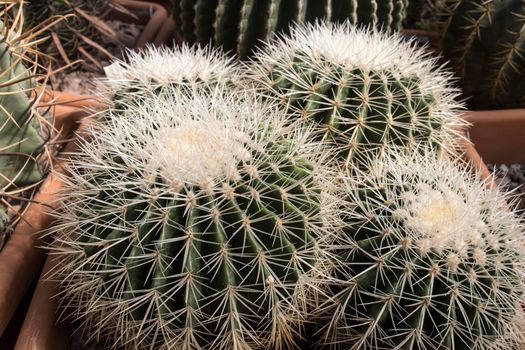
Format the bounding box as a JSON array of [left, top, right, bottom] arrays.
[[112, 0, 168, 49]]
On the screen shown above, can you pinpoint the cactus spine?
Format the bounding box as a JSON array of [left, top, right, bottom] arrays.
[[170, 0, 409, 59], [0, 3, 49, 247], [248, 22, 466, 166], [303, 149, 525, 349], [49, 86, 341, 350], [102, 44, 241, 114], [439, 0, 525, 109]]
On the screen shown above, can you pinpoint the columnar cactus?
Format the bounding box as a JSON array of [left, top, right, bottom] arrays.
[[49, 86, 341, 350], [0, 7, 48, 246], [170, 0, 409, 59], [439, 0, 525, 109], [305, 149, 525, 349], [248, 22, 466, 166], [102, 44, 240, 113]]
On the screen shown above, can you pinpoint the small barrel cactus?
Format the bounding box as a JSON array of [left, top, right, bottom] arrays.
[[439, 0, 525, 109], [247, 22, 466, 166], [0, 8, 48, 247], [170, 0, 409, 59], [305, 149, 525, 349], [49, 86, 341, 350], [102, 44, 240, 113]]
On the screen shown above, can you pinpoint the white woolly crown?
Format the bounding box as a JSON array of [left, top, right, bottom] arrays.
[[254, 22, 444, 80], [102, 44, 240, 93], [347, 149, 523, 263]]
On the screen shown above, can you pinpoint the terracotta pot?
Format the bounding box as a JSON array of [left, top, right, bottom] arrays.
[[464, 109, 525, 165], [0, 105, 89, 339], [38, 89, 102, 110], [113, 0, 168, 49]]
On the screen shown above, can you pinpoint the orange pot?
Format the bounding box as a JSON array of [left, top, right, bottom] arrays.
[[113, 0, 168, 49], [464, 109, 525, 165]]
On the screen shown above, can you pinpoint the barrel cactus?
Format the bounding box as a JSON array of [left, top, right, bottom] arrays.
[[247, 22, 466, 166], [49, 85, 341, 350], [0, 8, 48, 248], [439, 0, 525, 109], [304, 149, 525, 349], [102, 44, 240, 114], [170, 0, 409, 59]]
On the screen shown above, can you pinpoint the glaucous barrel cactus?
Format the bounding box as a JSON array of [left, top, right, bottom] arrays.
[[247, 22, 466, 166], [49, 85, 342, 350], [305, 149, 525, 349], [0, 7, 48, 248], [170, 0, 409, 59], [439, 0, 525, 109], [102, 44, 240, 113]]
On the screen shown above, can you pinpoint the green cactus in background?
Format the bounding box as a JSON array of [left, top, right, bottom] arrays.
[[302, 149, 525, 349], [0, 3, 49, 247], [102, 44, 241, 114], [439, 0, 525, 110], [25, 0, 118, 70], [247, 22, 466, 166], [49, 85, 342, 350], [169, 0, 409, 59]]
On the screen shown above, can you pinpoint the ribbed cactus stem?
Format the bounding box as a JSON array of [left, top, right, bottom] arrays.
[[248, 22, 466, 166], [439, 0, 525, 109], [0, 20, 45, 190], [304, 149, 525, 349], [170, 0, 408, 59], [49, 86, 342, 350]]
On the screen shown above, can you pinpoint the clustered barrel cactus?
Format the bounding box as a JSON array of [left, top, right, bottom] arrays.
[[439, 0, 525, 109], [44, 13, 525, 350], [304, 149, 525, 349], [248, 22, 466, 165], [49, 85, 342, 350], [0, 11, 48, 248], [170, 0, 409, 59]]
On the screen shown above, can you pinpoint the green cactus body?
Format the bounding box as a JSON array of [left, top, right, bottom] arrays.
[[440, 0, 525, 109], [308, 150, 525, 349], [0, 13, 47, 248], [170, 0, 408, 59], [50, 87, 338, 350], [248, 23, 465, 165], [0, 22, 45, 190]]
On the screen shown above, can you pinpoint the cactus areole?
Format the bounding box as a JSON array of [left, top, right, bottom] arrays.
[[315, 151, 525, 350], [50, 88, 337, 350]]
